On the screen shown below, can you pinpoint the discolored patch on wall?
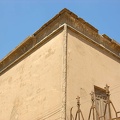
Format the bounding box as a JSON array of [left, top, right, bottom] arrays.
[[45, 48, 55, 59]]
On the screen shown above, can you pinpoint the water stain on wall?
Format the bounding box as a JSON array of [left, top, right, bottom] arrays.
[[45, 48, 55, 59]]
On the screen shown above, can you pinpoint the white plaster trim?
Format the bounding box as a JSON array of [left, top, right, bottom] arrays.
[[61, 23, 68, 120]]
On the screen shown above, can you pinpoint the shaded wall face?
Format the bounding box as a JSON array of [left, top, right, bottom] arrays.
[[66, 29, 120, 119], [0, 31, 64, 120]]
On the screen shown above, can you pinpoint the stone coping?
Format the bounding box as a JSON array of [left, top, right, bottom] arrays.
[[0, 8, 120, 74]]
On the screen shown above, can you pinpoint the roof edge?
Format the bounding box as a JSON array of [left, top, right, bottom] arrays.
[[0, 8, 120, 73]]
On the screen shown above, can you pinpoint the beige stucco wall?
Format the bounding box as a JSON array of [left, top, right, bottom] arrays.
[[0, 30, 64, 120], [66, 28, 120, 119], [0, 25, 120, 120]]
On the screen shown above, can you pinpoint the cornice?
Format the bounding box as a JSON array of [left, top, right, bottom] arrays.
[[0, 8, 120, 74], [67, 25, 120, 60], [0, 24, 64, 75]]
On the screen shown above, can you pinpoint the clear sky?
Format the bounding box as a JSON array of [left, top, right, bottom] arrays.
[[0, 0, 120, 60]]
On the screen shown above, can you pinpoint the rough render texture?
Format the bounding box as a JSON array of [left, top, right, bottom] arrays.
[[0, 30, 65, 120], [66, 28, 120, 120], [0, 8, 120, 120]]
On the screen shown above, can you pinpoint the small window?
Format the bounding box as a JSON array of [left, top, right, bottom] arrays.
[[94, 86, 108, 120]]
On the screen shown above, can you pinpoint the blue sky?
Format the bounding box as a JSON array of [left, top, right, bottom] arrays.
[[0, 0, 120, 60]]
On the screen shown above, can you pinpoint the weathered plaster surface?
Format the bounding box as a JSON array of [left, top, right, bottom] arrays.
[[66, 28, 120, 120], [0, 31, 64, 120]]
